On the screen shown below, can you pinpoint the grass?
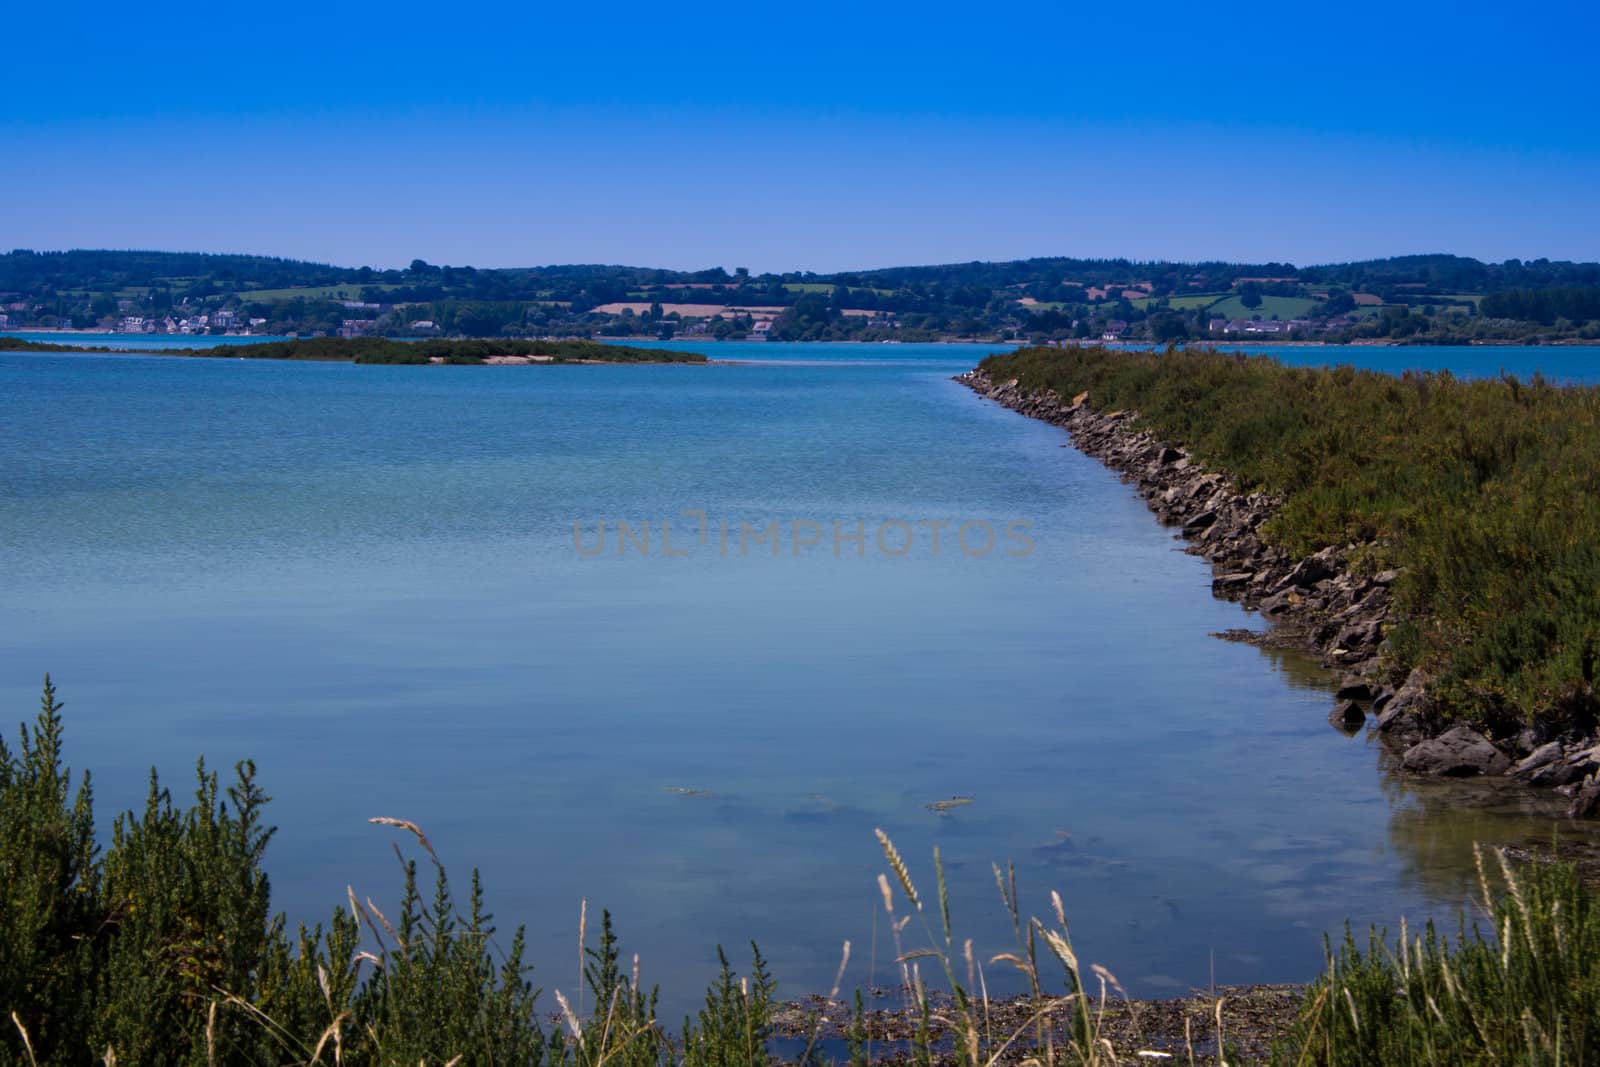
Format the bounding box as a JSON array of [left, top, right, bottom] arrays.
[[5, 677, 1600, 1064], [978, 345, 1600, 735], [1131, 293, 1229, 312], [1205, 295, 1321, 321], [1270, 847, 1600, 1065], [784, 283, 897, 296], [228, 285, 406, 302]]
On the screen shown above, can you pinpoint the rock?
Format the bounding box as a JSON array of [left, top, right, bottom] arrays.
[[1283, 548, 1340, 590], [1401, 726, 1513, 777], [1328, 700, 1366, 733], [1335, 619, 1382, 653], [1376, 669, 1429, 728], [1335, 674, 1374, 701], [1372, 570, 1399, 586], [1211, 571, 1254, 594], [1514, 722, 1553, 755], [1519, 745, 1598, 788], [1257, 589, 1297, 618], [1509, 741, 1564, 781], [1568, 777, 1600, 819]]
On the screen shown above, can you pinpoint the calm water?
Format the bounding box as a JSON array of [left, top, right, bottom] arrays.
[[9, 330, 293, 350], [3, 340, 1598, 1013]]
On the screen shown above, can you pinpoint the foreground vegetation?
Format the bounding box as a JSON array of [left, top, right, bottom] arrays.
[[0, 335, 704, 364], [6, 679, 1600, 1065], [980, 345, 1600, 736]]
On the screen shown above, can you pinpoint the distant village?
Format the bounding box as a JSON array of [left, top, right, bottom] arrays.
[[3, 250, 1591, 345]]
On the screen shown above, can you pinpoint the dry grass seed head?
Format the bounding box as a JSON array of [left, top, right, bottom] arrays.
[[875, 829, 921, 910], [554, 989, 583, 1041], [367, 816, 441, 866], [10, 1013, 38, 1067]]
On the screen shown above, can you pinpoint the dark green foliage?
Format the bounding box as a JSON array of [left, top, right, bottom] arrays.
[[9, 685, 1600, 1064], [846, 991, 869, 1067], [342, 861, 546, 1065], [980, 345, 1600, 732], [0, 679, 774, 1066], [1273, 854, 1600, 1065], [679, 946, 774, 1067], [91, 760, 275, 1062], [1481, 286, 1600, 325], [0, 677, 98, 1061]]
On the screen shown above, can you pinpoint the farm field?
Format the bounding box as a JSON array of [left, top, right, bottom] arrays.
[[226, 284, 407, 302], [1131, 292, 1230, 311], [784, 282, 897, 295], [589, 302, 786, 318], [1205, 294, 1321, 320]]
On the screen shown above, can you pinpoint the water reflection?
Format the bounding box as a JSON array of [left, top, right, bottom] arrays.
[[1379, 744, 1600, 901], [1240, 630, 1600, 922]]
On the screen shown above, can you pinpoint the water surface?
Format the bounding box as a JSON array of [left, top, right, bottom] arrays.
[[3, 341, 1597, 1013]]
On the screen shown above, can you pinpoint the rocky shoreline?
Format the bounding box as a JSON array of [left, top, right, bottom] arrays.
[[959, 368, 1600, 818]]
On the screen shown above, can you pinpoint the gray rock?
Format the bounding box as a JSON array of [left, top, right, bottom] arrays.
[[1569, 777, 1600, 819], [1401, 726, 1512, 777], [1527, 750, 1594, 789], [1376, 669, 1430, 727], [1284, 549, 1340, 589], [1328, 700, 1366, 733], [1336, 675, 1374, 701], [1211, 571, 1254, 594], [1509, 741, 1564, 781], [1335, 619, 1382, 653]]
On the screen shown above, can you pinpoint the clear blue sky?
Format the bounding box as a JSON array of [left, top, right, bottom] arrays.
[[5, 0, 1597, 272]]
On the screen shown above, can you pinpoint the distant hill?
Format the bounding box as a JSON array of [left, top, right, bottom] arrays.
[[4, 248, 1598, 345]]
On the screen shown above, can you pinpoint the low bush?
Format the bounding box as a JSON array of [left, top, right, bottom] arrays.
[[7, 679, 1599, 1064], [979, 345, 1600, 733]]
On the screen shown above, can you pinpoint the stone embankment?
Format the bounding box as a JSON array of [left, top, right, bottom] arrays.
[[960, 369, 1600, 818]]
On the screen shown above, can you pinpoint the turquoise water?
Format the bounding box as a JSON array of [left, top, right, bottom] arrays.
[[3, 341, 1597, 1013]]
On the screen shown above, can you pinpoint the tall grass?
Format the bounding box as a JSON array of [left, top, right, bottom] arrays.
[[979, 345, 1600, 734], [1272, 847, 1600, 1065], [6, 679, 1600, 1064]]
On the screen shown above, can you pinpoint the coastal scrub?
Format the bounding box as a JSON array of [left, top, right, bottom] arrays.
[[977, 345, 1600, 736]]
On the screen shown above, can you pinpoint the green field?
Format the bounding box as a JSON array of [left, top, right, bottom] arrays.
[[1131, 292, 1229, 311], [784, 282, 897, 296], [1205, 294, 1321, 321], [228, 284, 405, 302]]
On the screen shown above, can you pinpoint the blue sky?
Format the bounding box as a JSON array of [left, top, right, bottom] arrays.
[[4, 0, 1597, 272]]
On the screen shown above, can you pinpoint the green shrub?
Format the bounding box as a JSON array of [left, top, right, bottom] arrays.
[[1273, 850, 1600, 1065], [9, 678, 1600, 1064], [0, 679, 790, 1066], [980, 346, 1600, 731]]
